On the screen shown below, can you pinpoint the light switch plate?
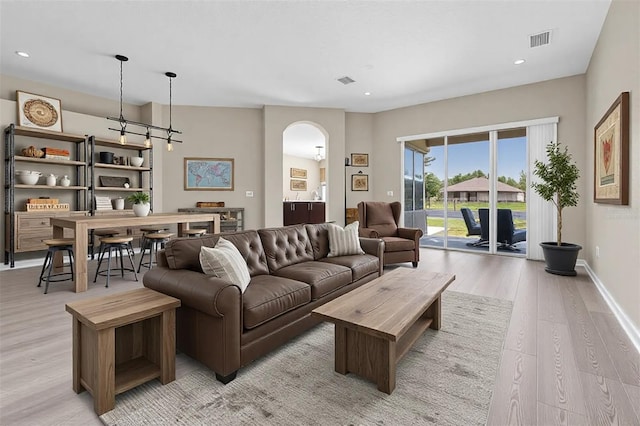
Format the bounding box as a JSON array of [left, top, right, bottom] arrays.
[[387, 191, 393, 196], [246, 191, 254, 197]]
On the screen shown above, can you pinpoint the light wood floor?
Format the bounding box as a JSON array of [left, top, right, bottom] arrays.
[[1, 250, 638, 425]]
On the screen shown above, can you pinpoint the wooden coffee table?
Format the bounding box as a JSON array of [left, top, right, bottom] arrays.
[[65, 288, 180, 415], [312, 268, 455, 394]]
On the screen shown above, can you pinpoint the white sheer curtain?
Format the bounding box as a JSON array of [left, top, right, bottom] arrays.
[[527, 121, 558, 260]]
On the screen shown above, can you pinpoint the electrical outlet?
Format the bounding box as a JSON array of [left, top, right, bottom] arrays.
[[245, 191, 254, 197], [595, 246, 600, 258], [387, 191, 393, 196]]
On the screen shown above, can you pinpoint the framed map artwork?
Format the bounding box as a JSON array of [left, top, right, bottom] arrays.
[[184, 157, 234, 191]]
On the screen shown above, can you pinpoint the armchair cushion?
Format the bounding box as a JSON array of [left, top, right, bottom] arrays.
[[381, 236, 417, 252]]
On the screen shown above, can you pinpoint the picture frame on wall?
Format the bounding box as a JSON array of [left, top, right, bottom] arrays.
[[184, 157, 234, 191], [290, 179, 307, 191], [17, 91, 63, 132], [350, 153, 369, 167], [594, 91, 629, 205], [351, 173, 368, 191], [290, 168, 307, 179]]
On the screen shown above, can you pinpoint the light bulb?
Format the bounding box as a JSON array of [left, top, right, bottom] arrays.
[[167, 141, 174, 152], [144, 131, 151, 148], [119, 129, 127, 145]]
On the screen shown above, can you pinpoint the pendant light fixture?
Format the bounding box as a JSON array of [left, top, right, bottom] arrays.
[[107, 54, 182, 150], [314, 145, 324, 162]]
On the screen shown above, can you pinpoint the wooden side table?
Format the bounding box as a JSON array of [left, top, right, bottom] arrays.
[[65, 288, 180, 415]]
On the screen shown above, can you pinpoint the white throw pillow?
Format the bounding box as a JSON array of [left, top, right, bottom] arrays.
[[199, 238, 251, 293], [327, 221, 365, 257]]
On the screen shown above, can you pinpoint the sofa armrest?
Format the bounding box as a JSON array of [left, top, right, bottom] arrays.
[[359, 227, 380, 238], [143, 267, 241, 318], [359, 237, 385, 276], [398, 227, 423, 242]]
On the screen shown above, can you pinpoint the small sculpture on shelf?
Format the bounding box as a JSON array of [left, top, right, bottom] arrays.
[[21, 145, 44, 158]]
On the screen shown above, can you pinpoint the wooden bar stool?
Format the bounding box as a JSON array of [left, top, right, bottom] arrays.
[[182, 229, 206, 238], [139, 226, 169, 249], [91, 229, 120, 259], [38, 238, 75, 294], [138, 232, 173, 272], [93, 236, 138, 288]]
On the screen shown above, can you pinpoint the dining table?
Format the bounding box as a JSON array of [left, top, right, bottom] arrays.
[[50, 212, 221, 292]]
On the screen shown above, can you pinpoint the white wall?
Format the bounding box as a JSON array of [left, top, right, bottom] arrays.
[[585, 0, 640, 329]]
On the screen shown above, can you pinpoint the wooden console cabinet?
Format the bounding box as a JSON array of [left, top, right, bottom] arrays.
[[283, 201, 325, 225]]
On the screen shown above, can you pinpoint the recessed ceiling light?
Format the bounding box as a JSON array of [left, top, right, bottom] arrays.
[[364, 92, 371, 96], [514, 59, 526, 65], [15, 51, 30, 58]]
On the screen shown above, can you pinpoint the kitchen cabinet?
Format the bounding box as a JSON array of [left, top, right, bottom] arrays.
[[283, 202, 325, 226]]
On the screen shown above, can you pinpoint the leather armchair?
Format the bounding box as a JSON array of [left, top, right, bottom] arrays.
[[357, 201, 423, 267]]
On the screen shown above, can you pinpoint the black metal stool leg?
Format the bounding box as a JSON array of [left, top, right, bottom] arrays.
[[44, 247, 58, 294], [38, 250, 52, 287], [105, 247, 113, 288], [118, 245, 126, 278], [126, 243, 139, 282], [94, 244, 107, 283], [68, 249, 75, 281]]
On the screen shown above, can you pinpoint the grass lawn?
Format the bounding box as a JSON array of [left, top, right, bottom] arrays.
[[427, 217, 526, 237], [425, 201, 526, 212]]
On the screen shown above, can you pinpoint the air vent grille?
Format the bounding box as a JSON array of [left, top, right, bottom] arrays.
[[530, 30, 552, 48], [337, 76, 356, 85]]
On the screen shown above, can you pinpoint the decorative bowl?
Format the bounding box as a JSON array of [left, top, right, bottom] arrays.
[[16, 171, 41, 185], [130, 157, 144, 167]]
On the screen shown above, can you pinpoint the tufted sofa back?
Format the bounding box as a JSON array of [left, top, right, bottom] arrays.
[[163, 230, 269, 277], [305, 223, 331, 260], [258, 225, 314, 273]]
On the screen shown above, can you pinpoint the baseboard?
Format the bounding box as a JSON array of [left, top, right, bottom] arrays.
[[578, 259, 640, 354]]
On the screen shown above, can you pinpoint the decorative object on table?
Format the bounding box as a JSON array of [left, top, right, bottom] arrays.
[[99, 176, 130, 188], [16, 90, 63, 132], [532, 141, 581, 276], [99, 151, 114, 164], [60, 175, 71, 187], [130, 156, 144, 167], [15, 170, 41, 185], [594, 91, 629, 205], [42, 147, 70, 160], [106, 55, 182, 151], [112, 197, 125, 210], [20, 145, 44, 158], [290, 168, 307, 179], [350, 153, 369, 167], [184, 157, 234, 191], [26, 202, 70, 212], [46, 174, 57, 186], [290, 179, 307, 191], [127, 192, 151, 217], [95, 195, 114, 211], [196, 201, 225, 208], [351, 172, 368, 191]]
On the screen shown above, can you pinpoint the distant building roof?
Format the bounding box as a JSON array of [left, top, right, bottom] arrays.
[[444, 176, 523, 193]]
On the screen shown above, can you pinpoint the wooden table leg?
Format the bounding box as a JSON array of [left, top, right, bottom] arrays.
[[334, 325, 348, 375], [94, 328, 115, 415], [159, 309, 176, 384], [377, 340, 396, 394], [74, 224, 88, 292], [427, 295, 442, 330], [71, 317, 84, 394]]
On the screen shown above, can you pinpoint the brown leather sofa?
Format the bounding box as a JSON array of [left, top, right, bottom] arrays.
[[143, 223, 384, 384], [357, 201, 423, 267]]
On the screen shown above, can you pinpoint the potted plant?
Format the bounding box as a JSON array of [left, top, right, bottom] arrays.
[[532, 141, 581, 276], [126, 192, 151, 217]]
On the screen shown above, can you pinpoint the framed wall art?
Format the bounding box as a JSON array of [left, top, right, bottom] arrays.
[[290, 168, 307, 179], [184, 157, 234, 191], [594, 91, 629, 205], [290, 179, 307, 191], [17, 91, 63, 132], [350, 153, 369, 167], [351, 174, 369, 191]]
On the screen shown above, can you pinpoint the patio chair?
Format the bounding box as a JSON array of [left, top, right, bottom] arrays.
[[478, 208, 526, 250], [461, 207, 486, 247]]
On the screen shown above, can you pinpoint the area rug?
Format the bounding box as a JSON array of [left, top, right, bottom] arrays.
[[100, 291, 512, 426]]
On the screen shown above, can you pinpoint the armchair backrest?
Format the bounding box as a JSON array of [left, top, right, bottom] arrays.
[[497, 209, 516, 244], [478, 208, 489, 241], [461, 208, 481, 236], [357, 201, 400, 237]]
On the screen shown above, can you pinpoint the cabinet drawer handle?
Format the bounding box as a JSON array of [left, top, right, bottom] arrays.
[[41, 221, 48, 225]]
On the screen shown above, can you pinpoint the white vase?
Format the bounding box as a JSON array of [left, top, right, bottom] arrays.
[[46, 174, 56, 186], [60, 175, 71, 187], [133, 202, 150, 217]]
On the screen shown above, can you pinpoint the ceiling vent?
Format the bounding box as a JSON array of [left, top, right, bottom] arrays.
[[337, 76, 356, 85], [530, 30, 552, 48]]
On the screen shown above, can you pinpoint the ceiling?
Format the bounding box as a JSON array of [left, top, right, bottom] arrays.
[[0, 1, 610, 156]]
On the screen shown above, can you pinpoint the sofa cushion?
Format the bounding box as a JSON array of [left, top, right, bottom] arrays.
[[382, 236, 417, 252], [164, 235, 220, 272], [243, 275, 311, 329], [221, 230, 270, 277], [305, 223, 331, 260], [327, 221, 365, 257], [199, 238, 251, 293], [274, 261, 352, 300], [258, 225, 314, 273], [320, 254, 379, 281]]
